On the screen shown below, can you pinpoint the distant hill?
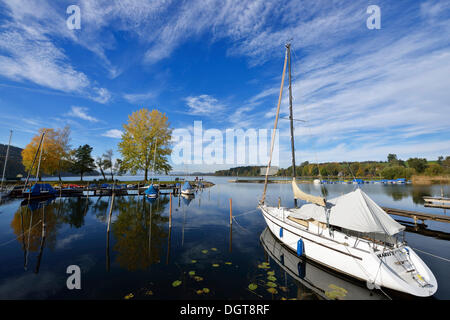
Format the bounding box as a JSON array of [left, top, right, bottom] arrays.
[[0, 144, 26, 179]]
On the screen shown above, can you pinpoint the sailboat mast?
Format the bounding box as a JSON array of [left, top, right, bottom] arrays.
[[23, 131, 46, 191], [286, 43, 298, 207], [1, 130, 12, 191], [261, 46, 288, 204], [151, 137, 158, 184], [35, 133, 45, 183]]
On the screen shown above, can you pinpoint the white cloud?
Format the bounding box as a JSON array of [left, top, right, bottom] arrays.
[[185, 94, 225, 115], [67, 106, 99, 122], [102, 129, 123, 139]]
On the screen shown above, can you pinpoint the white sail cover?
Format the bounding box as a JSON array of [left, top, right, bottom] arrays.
[[289, 188, 405, 235]]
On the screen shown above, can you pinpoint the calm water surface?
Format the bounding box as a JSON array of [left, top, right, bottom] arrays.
[[0, 177, 448, 300]]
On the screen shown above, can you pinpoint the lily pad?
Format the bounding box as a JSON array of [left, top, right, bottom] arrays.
[[202, 288, 210, 293], [257, 264, 270, 269], [225, 262, 232, 265], [196, 289, 204, 295], [188, 271, 196, 276], [266, 281, 277, 288], [267, 271, 275, 276], [267, 276, 277, 281], [191, 260, 197, 263], [212, 263, 220, 267], [124, 293, 134, 299], [248, 283, 258, 291], [211, 248, 218, 251], [172, 280, 182, 287], [267, 288, 278, 294], [201, 250, 208, 254], [194, 276, 204, 282], [145, 290, 153, 296]]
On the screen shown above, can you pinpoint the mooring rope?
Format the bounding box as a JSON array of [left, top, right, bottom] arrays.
[[0, 219, 42, 247], [232, 208, 258, 218]]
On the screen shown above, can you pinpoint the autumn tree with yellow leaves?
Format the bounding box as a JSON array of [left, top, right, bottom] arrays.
[[118, 108, 172, 181], [21, 126, 72, 181]]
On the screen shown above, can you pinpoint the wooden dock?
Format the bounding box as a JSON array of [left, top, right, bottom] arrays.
[[382, 207, 450, 224]]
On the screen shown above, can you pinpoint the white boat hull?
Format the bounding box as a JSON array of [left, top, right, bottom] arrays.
[[259, 205, 437, 297]]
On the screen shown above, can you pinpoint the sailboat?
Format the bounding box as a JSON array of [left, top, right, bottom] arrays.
[[145, 139, 159, 199], [258, 43, 437, 297], [0, 130, 13, 200]]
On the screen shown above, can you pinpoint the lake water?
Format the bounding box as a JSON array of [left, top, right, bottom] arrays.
[[0, 176, 448, 300]]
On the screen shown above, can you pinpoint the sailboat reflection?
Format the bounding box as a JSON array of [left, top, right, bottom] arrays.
[[259, 227, 388, 300], [181, 193, 194, 206]]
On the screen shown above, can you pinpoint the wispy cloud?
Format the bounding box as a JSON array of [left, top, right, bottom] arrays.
[[0, 1, 111, 103], [102, 129, 123, 139], [123, 91, 156, 103], [67, 106, 99, 122], [185, 94, 225, 115]]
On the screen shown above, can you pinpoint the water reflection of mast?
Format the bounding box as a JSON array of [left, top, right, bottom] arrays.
[[106, 193, 115, 272], [148, 200, 152, 262], [182, 203, 186, 247], [34, 204, 46, 273], [24, 207, 33, 271], [20, 207, 26, 270]]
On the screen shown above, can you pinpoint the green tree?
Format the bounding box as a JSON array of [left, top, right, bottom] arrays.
[[71, 145, 96, 181], [387, 154, 397, 164], [118, 108, 172, 181], [406, 157, 428, 174]]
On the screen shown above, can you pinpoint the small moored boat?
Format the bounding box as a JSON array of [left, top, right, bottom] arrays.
[[181, 181, 194, 195]]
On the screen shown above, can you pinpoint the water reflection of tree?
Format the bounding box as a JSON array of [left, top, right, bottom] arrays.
[[411, 186, 432, 205], [90, 196, 111, 223], [112, 196, 169, 271], [58, 197, 91, 228], [10, 202, 60, 252], [382, 185, 432, 204], [382, 186, 409, 201], [11, 197, 95, 254]]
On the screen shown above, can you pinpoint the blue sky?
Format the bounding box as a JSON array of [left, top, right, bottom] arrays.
[[0, 0, 449, 173]]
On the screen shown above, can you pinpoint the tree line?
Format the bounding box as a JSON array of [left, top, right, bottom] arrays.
[[214, 154, 450, 179], [276, 153, 450, 179], [20, 108, 172, 182]]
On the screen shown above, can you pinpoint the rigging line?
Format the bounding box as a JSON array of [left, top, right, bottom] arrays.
[[411, 247, 450, 263]]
